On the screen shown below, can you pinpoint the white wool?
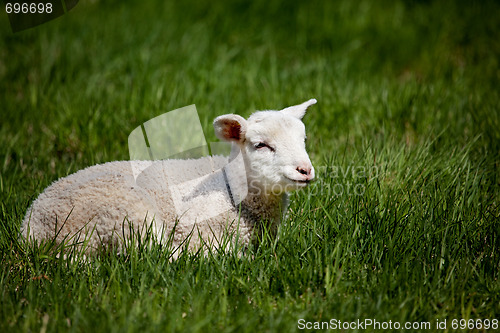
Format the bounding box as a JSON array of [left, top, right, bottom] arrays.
[[21, 99, 317, 257]]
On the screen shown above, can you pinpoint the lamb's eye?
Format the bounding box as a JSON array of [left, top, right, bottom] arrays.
[[254, 142, 274, 151]]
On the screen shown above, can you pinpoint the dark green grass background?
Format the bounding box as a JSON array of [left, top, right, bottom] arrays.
[[1, 0, 499, 332]]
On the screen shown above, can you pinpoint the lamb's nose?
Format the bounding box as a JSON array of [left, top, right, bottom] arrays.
[[296, 164, 313, 176], [296, 166, 310, 175]]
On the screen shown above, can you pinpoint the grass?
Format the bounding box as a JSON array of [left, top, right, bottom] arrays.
[[1, 0, 499, 331]]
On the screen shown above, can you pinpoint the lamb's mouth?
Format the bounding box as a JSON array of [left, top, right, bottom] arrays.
[[285, 177, 312, 185]]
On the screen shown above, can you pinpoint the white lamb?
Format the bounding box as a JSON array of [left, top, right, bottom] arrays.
[[22, 99, 317, 256]]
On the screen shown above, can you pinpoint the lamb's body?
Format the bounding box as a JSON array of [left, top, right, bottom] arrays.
[[22, 156, 283, 252], [22, 99, 317, 255]]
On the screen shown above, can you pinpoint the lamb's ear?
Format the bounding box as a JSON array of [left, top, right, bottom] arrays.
[[213, 114, 247, 143], [280, 98, 317, 119]]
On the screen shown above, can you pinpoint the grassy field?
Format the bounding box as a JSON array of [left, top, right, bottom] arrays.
[[1, 0, 499, 331]]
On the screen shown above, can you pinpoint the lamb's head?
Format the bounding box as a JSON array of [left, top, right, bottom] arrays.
[[214, 99, 316, 195]]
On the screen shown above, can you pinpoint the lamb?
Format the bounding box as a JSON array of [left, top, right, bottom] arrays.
[[21, 99, 317, 256]]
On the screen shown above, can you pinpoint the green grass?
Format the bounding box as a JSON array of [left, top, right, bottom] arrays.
[[1, 0, 499, 331]]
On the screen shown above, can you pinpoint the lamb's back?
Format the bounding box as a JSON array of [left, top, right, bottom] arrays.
[[22, 161, 160, 246]]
